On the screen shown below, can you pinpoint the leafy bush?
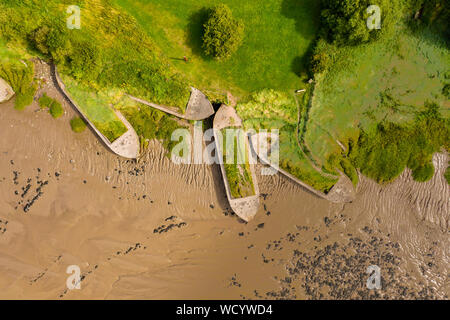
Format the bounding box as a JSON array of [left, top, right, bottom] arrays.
[[310, 52, 330, 74], [119, 103, 186, 153], [202, 4, 244, 60], [39, 93, 64, 118], [221, 128, 255, 198], [67, 39, 102, 81], [349, 103, 449, 183], [70, 117, 87, 133], [412, 162, 435, 182], [49, 101, 63, 118], [443, 84, 450, 98], [320, 0, 392, 45], [38, 93, 53, 108]]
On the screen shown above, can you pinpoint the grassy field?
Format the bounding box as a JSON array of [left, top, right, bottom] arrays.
[[236, 18, 449, 188], [0, 39, 29, 64], [117, 95, 187, 153], [114, 0, 320, 96], [1, 1, 447, 189], [305, 24, 450, 182], [61, 74, 128, 142], [221, 128, 255, 198]]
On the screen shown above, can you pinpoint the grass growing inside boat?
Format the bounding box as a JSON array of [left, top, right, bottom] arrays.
[[221, 128, 255, 199], [117, 95, 187, 153]]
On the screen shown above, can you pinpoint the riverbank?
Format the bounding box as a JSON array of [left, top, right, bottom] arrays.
[[0, 98, 447, 299]]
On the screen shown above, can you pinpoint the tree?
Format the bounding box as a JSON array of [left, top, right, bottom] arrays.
[[310, 52, 330, 74], [320, 0, 391, 45], [46, 27, 72, 63], [30, 25, 72, 63], [67, 39, 102, 80], [31, 25, 51, 55], [413, 0, 450, 37], [202, 4, 244, 60]]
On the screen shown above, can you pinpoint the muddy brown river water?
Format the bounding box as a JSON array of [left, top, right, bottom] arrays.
[[0, 68, 448, 299]]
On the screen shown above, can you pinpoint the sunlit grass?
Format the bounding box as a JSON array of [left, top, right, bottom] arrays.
[[115, 0, 320, 97]]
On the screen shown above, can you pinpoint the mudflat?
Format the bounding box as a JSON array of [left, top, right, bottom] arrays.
[[0, 89, 448, 299]]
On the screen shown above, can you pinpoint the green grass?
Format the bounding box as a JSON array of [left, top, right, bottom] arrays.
[[61, 75, 128, 142], [38, 93, 53, 109], [236, 89, 298, 125], [338, 157, 359, 187], [302, 22, 450, 184], [117, 95, 187, 153], [0, 39, 29, 63], [237, 89, 338, 193], [70, 117, 87, 133], [1, 1, 447, 193], [411, 162, 435, 182], [349, 103, 449, 184], [221, 128, 255, 198], [114, 0, 320, 96], [233, 2, 448, 189], [49, 101, 63, 118]]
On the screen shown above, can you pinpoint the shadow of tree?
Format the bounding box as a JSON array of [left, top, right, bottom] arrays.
[[291, 56, 307, 78], [281, 0, 322, 79], [186, 7, 212, 58], [280, 0, 321, 37], [291, 39, 317, 79]]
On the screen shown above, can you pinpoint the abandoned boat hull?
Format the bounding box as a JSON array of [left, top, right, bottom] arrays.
[[213, 105, 260, 222]]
